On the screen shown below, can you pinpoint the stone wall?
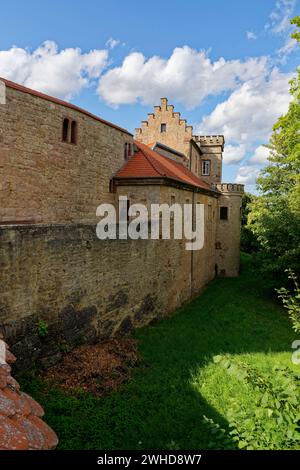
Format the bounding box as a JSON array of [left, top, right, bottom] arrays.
[[0, 204, 216, 369], [0, 81, 242, 371], [0, 81, 133, 225], [0, 180, 219, 369], [216, 184, 244, 277]]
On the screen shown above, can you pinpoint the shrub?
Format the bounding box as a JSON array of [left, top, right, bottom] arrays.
[[203, 356, 300, 450], [277, 270, 300, 333], [37, 319, 49, 338]]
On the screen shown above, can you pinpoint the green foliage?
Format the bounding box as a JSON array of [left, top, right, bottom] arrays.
[[247, 17, 300, 284], [240, 193, 260, 253], [202, 416, 234, 450], [277, 270, 300, 333], [20, 255, 295, 450], [204, 356, 300, 450], [37, 319, 49, 338], [291, 16, 300, 47]]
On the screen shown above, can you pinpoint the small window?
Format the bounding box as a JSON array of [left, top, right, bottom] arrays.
[[62, 118, 69, 142], [124, 142, 132, 160], [71, 121, 78, 144], [202, 160, 211, 176], [220, 206, 228, 220], [160, 123, 167, 133]]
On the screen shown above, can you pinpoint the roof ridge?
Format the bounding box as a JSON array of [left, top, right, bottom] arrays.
[[115, 141, 214, 193], [0, 77, 132, 136]]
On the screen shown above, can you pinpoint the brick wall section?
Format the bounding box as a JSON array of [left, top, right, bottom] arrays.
[[0, 82, 133, 224]]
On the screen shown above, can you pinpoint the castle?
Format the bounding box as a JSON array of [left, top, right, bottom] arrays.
[[0, 78, 243, 368]]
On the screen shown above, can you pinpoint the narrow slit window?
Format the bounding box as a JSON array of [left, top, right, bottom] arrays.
[[160, 123, 167, 133], [71, 121, 78, 144], [220, 206, 228, 220], [62, 118, 69, 142], [124, 143, 128, 160]]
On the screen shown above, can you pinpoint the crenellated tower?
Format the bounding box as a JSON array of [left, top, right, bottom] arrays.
[[215, 183, 244, 277], [193, 135, 224, 185]]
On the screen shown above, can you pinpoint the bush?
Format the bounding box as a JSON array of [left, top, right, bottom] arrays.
[[203, 356, 300, 450], [277, 270, 300, 333]]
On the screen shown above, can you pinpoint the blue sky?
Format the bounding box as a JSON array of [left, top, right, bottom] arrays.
[[0, 0, 299, 190]]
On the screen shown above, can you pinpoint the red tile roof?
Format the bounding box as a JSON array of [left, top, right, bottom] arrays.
[[114, 141, 213, 191], [0, 77, 132, 136], [0, 334, 58, 450]]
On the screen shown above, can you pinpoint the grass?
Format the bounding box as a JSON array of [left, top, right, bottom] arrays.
[[21, 253, 298, 450]]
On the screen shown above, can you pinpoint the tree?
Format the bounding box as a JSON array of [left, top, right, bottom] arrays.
[[240, 193, 260, 253], [247, 16, 300, 285]]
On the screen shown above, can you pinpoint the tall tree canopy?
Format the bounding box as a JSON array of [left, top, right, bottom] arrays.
[[248, 16, 300, 284]]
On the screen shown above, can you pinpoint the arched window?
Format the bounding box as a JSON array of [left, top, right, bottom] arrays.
[[71, 120, 78, 144], [62, 118, 69, 142]]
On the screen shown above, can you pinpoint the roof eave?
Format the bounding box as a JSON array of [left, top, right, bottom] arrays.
[[112, 175, 219, 196]]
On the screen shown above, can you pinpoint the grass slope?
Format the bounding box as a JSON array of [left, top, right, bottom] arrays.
[[21, 254, 297, 449]]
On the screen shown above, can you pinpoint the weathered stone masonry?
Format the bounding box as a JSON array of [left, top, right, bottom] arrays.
[[0, 80, 243, 369]]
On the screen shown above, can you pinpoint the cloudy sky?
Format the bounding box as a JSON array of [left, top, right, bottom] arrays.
[[1, 0, 299, 191]]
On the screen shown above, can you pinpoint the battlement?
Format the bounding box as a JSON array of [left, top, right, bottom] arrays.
[[215, 183, 244, 194], [193, 135, 225, 150]]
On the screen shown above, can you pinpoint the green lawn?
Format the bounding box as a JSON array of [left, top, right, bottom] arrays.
[[22, 253, 299, 449]]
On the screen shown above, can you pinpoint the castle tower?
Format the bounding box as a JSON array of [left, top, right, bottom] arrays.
[[135, 98, 193, 157], [215, 183, 244, 277], [193, 135, 224, 185], [135, 99, 225, 187]]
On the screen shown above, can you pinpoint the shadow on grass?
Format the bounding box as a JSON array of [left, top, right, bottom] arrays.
[[21, 253, 296, 450]]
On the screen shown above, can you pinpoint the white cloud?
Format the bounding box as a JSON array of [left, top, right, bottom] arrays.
[[264, 0, 298, 61], [106, 38, 120, 49], [277, 37, 298, 61], [235, 166, 261, 185], [246, 31, 257, 40], [223, 144, 246, 164], [98, 46, 268, 108], [197, 68, 292, 144], [249, 145, 271, 165], [0, 41, 109, 100], [265, 0, 296, 34]]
